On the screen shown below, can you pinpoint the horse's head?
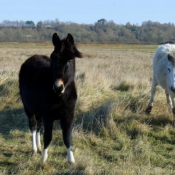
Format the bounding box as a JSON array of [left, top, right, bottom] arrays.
[[51, 33, 82, 95], [168, 54, 175, 92]]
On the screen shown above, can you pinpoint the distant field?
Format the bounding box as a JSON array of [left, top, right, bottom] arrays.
[[0, 43, 175, 175]]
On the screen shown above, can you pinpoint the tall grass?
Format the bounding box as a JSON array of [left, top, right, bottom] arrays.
[[0, 43, 175, 174]]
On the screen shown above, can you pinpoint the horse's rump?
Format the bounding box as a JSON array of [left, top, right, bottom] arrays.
[[19, 55, 51, 87]]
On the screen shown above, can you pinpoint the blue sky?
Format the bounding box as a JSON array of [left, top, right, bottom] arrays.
[[0, 0, 175, 25]]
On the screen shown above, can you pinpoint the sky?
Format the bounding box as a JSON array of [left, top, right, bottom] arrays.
[[0, 0, 175, 25]]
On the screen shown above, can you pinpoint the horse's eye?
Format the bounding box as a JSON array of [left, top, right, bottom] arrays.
[[168, 68, 171, 72]]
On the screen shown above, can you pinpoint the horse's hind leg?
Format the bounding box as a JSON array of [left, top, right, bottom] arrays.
[[36, 116, 43, 154], [145, 78, 158, 114], [60, 117, 75, 164], [42, 118, 53, 164], [24, 107, 38, 155], [165, 91, 172, 113]]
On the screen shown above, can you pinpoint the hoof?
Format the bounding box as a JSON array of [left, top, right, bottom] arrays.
[[68, 160, 75, 165], [145, 106, 152, 114], [32, 150, 37, 156], [37, 148, 42, 154]]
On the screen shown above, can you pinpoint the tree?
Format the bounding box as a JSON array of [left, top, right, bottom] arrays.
[[97, 19, 107, 25], [25, 21, 35, 27]]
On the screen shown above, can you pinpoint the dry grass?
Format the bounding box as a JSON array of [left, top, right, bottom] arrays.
[[0, 43, 175, 175]]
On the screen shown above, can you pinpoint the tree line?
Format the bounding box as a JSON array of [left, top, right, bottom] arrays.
[[0, 19, 175, 43]]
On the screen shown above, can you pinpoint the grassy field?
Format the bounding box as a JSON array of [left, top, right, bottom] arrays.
[[0, 43, 175, 175]]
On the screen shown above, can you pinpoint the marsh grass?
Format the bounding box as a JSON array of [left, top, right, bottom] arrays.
[[0, 43, 175, 174]]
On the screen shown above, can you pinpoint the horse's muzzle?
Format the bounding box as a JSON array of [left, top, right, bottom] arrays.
[[53, 79, 65, 94]]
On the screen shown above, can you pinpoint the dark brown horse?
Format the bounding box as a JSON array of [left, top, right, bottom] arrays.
[[19, 33, 82, 164]]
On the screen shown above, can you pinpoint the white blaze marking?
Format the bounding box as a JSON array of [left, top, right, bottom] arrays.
[[42, 148, 48, 164], [32, 131, 37, 153], [67, 147, 75, 164]]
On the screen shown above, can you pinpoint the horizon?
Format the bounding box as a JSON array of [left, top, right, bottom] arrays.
[[0, 0, 175, 26], [0, 18, 174, 27]]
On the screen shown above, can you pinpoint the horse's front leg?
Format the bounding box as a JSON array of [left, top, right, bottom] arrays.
[[165, 91, 173, 113], [145, 77, 158, 114], [60, 116, 75, 164]]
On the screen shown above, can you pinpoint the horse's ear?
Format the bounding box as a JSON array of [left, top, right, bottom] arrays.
[[74, 47, 83, 58], [52, 33, 60, 47], [66, 33, 74, 46]]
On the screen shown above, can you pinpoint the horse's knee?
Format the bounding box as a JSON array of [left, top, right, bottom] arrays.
[[145, 105, 152, 114]]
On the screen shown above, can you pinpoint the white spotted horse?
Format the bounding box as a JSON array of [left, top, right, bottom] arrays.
[[145, 43, 175, 125]]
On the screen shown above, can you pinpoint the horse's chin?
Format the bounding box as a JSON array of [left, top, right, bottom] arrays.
[[54, 89, 65, 96]]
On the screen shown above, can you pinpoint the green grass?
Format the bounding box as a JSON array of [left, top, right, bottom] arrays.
[[0, 43, 175, 174]]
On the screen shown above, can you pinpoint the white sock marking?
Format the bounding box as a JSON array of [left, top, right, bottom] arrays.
[[67, 147, 75, 164], [36, 132, 41, 152], [42, 148, 48, 164], [32, 131, 37, 153]]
